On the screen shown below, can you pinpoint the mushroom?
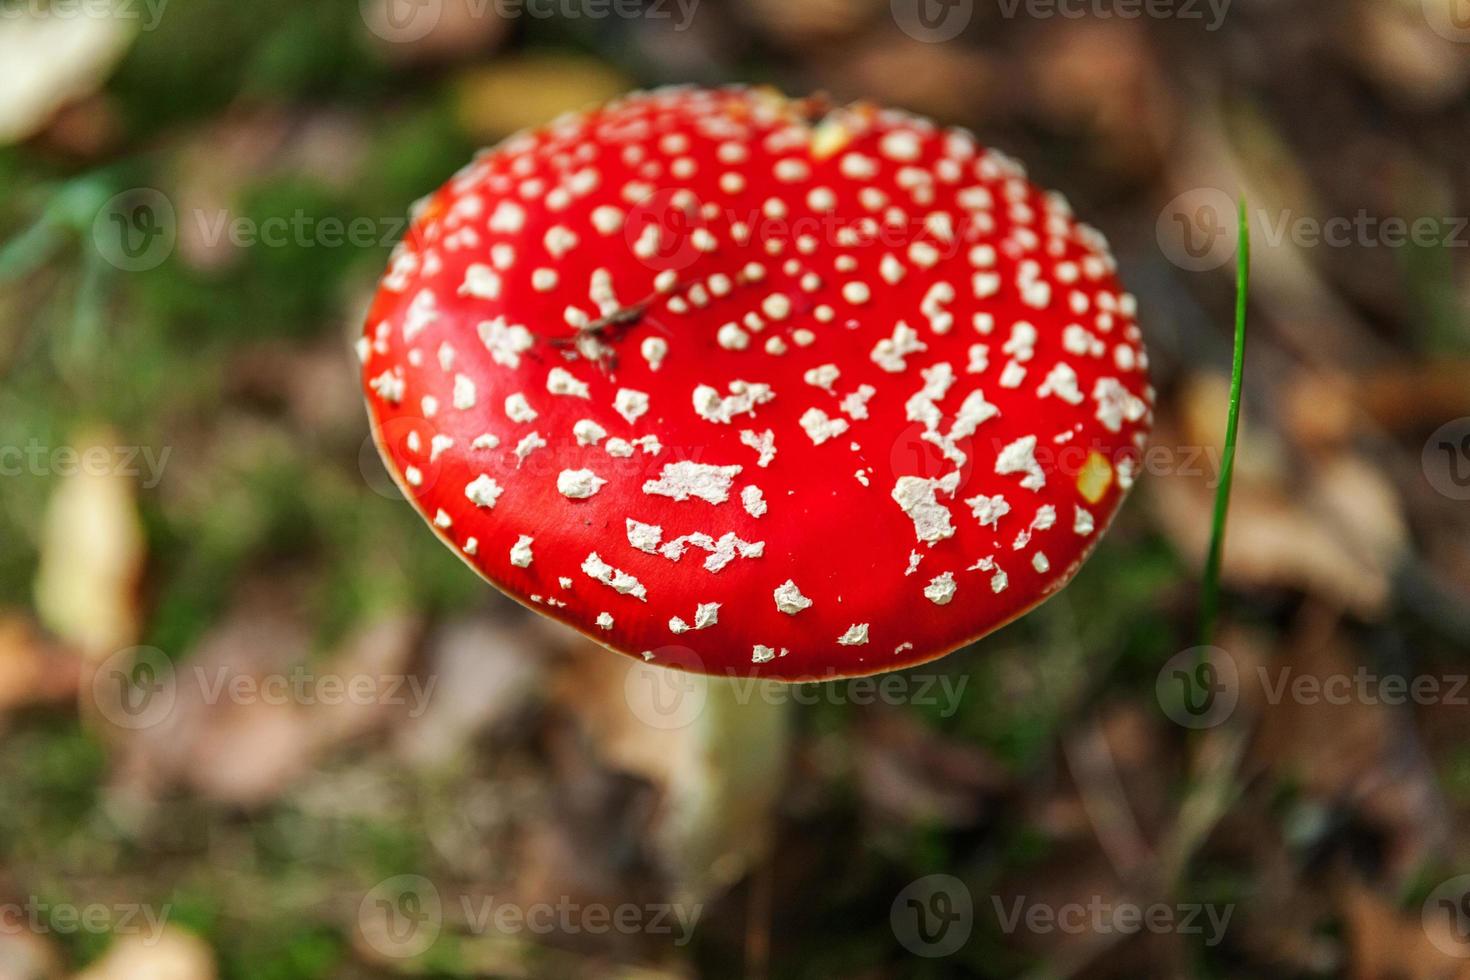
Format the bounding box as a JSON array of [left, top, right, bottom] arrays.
[[359, 86, 1153, 682]]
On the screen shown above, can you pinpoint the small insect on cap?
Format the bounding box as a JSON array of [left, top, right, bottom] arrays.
[[359, 86, 1153, 681]]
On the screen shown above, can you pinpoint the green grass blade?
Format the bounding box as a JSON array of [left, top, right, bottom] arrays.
[[1198, 197, 1250, 648]]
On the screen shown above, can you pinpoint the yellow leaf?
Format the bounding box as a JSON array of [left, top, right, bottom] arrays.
[[33, 429, 146, 658]]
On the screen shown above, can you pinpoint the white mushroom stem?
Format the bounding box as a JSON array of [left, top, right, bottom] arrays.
[[623, 667, 792, 904]]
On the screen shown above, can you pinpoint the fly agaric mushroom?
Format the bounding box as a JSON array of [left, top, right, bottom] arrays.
[[359, 86, 1152, 681]]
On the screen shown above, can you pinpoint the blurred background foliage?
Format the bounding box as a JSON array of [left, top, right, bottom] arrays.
[[2, 0, 1470, 977]]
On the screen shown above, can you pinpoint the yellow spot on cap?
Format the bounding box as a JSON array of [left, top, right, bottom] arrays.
[[811, 118, 852, 159], [751, 86, 790, 115], [1077, 451, 1113, 504]]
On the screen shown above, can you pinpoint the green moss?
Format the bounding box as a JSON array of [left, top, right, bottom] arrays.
[[0, 721, 107, 855]]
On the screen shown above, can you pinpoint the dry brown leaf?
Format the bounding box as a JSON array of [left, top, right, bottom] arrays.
[[1152, 459, 1390, 614], [303, 613, 423, 748], [35, 94, 124, 159], [1343, 0, 1470, 107], [1248, 611, 1448, 881], [1286, 362, 1470, 440], [1161, 106, 1390, 369], [1309, 454, 1411, 575], [1341, 880, 1470, 980], [0, 615, 82, 713], [114, 594, 314, 805], [745, 0, 880, 45], [1025, 19, 1176, 180], [106, 586, 421, 807], [1178, 374, 1286, 485], [1153, 377, 1408, 616], [1281, 370, 1361, 449], [820, 37, 997, 124], [394, 616, 545, 767]]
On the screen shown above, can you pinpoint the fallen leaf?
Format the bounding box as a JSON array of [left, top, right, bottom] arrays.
[[1025, 18, 1177, 180], [0, 10, 135, 145], [107, 582, 422, 807], [1341, 879, 1470, 980], [0, 927, 64, 980], [0, 614, 83, 713], [33, 428, 146, 658], [1249, 609, 1448, 881], [745, 0, 879, 44], [1153, 377, 1408, 616], [72, 927, 215, 980], [304, 612, 422, 749], [1286, 363, 1470, 442], [393, 616, 544, 768], [1343, 0, 1469, 108]]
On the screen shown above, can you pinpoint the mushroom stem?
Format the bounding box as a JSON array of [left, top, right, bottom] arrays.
[[643, 670, 792, 904]]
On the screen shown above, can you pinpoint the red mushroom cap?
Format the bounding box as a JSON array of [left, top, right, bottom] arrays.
[[359, 86, 1153, 681]]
